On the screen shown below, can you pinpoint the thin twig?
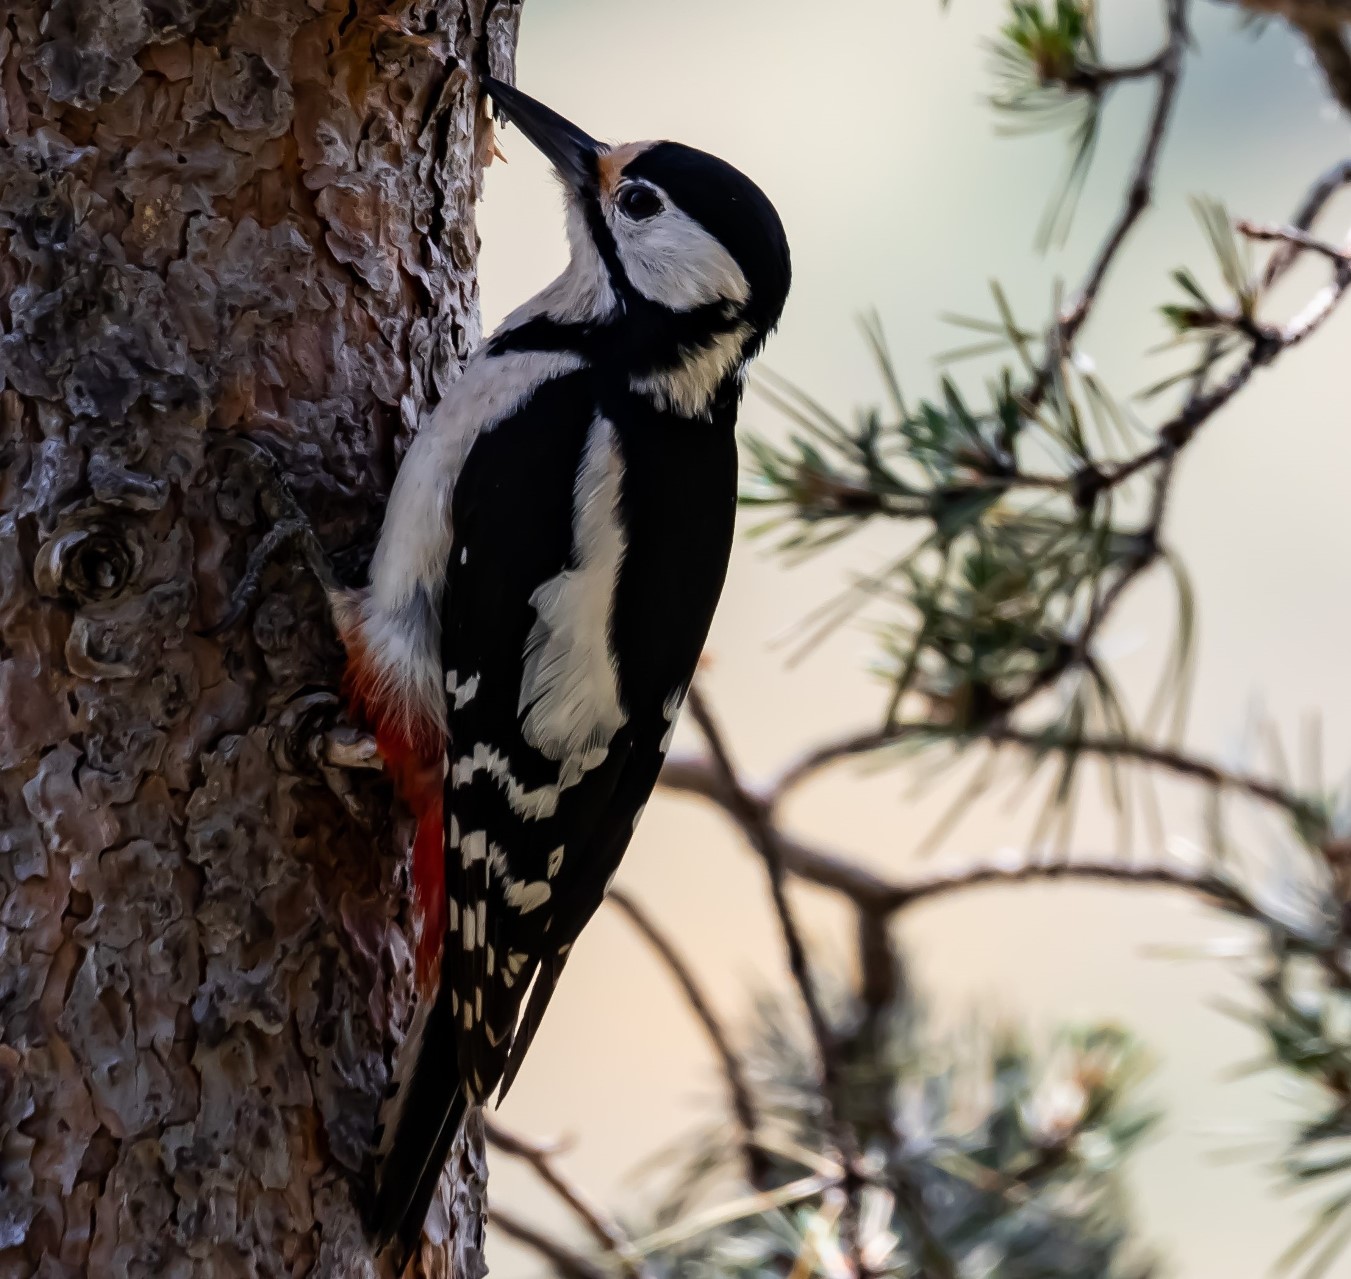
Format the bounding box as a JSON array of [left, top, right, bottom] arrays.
[[685, 689, 898, 1279], [1101, 224, 1351, 461], [1060, 0, 1188, 343], [491, 1205, 612, 1279], [1238, 218, 1351, 264], [1074, 51, 1169, 86], [608, 888, 770, 1190], [877, 851, 1264, 918], [748, 724, 1318, 828], [1024, 0, 1189, 412], [1261, 156, 1351, 288], [997, 727, 1321, 825], [659, 753, 900, 904], [486, 1119, 655, 1279], [661, 738, 1289, 933]]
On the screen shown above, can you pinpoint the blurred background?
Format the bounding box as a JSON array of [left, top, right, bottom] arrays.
[[475, 2, 1351, 1275]]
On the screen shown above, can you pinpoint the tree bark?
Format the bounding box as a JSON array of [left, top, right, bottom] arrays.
[[0, 1, 520, 1275]]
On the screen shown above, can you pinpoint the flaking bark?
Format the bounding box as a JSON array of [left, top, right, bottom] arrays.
[[0, 1, 520, 1275]]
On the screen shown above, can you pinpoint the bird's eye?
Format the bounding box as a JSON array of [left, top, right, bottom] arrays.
[[617, 184, 663, 222]]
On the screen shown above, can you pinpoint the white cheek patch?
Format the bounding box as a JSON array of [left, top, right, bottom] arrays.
[[610, 201, 749, 312]]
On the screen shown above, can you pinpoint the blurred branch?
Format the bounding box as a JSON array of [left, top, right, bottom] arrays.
[[1261, 157, 1351, 287], [490, 1207, 612, 1279], [685, 691, 851, 1082], [1237, 218, 1351, 263], [660, 706, 1289, 935], [608, 888, 771, 1190], [684, 688, 897, 1279], [755, 724, 1322, 831], [1218, 0, 1351, 18], [1294, 17, 1351, 114], [658, 752, 899, 907], [1217, 0, 1351, 116], [485, 1119, 654, 1279], [879, 851, 1264, 918]]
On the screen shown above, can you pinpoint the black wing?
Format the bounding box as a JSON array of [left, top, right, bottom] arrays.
[[443, 377, 742, 1102], [439, 372, 635, 1100]]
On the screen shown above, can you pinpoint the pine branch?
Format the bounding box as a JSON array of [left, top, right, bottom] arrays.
[[753, 724, 1323, 831], [485, 1120, 655, 1279], [1024, 0, 1190, 411], [608, 888, 771, 1190], [683, 689, 916, 1279], [659, 701, 1301, 937], [490, 1208, 612, 1279]]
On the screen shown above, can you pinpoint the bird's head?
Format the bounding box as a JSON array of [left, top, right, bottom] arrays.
[[484, 77, 791, 386]]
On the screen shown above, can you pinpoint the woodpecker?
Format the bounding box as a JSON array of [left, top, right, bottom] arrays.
[[333, 76, 791, 1260]]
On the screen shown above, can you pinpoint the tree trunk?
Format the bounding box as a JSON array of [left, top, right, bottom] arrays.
[[0, 2, 520, 1275]]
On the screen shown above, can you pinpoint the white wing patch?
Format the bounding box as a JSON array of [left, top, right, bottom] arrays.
[[460, 829, 487, 866], [452, 743, 564, 820], [487, 844, 555, 916], [518, 416, 628, 784], [370, 348, 584, 617], [444, 669, 480, 708], [504, 879, 552, 914]]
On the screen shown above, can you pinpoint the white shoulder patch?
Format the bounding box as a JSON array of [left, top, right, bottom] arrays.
[[370, 348, 585, 616], [354, 348, 584, 736], [518, 415, 628, 781]]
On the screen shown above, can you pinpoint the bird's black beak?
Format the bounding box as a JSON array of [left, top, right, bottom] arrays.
[[482, 77, 602, 194]]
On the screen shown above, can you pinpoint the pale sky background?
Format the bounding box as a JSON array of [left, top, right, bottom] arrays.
[[474, 2, 1351, 1275]]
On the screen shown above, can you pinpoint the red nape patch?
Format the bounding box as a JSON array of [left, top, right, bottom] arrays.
[[339, 631, 446, 989]]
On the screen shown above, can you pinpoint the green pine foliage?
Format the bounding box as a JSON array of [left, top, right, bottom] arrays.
[[641, 982, 1158, 1279]]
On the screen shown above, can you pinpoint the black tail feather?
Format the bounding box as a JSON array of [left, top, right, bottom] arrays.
[[372, 979, 471, 1267], [496, 950, 566, 1104]]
